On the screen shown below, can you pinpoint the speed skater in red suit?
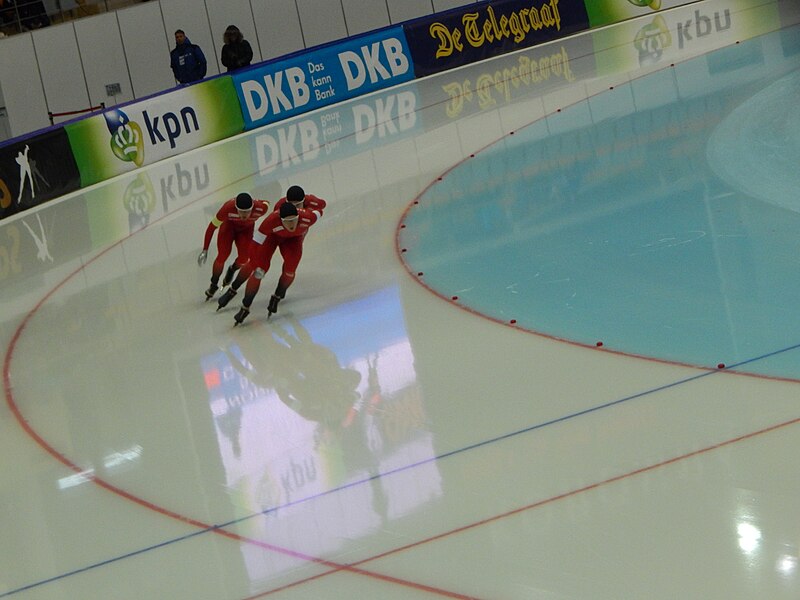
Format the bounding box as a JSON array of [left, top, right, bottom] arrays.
[[272, 184, 327, 215], [197, 192, 269, 300], [216, 185, 324, 325]]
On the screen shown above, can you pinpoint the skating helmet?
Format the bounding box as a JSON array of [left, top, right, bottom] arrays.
[[286, 185, 305, 207], [280, 201, 298, 219], [235, 192, 253, 211]]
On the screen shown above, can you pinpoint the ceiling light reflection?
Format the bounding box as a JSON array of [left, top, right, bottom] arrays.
[[777, 554, 798, 577], [57, 469, 95, 490], [737, 522, 761, 554], [56, 444, 143, 490]]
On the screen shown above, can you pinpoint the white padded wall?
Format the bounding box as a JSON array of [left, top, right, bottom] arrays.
[[295, 0, 348, 48], [205, 0, 261, 73], [386, 0, 433, 24], [0, 35, 50, 137], [159, 0, 219, 78], [432, 0, 475, 12], [252, 0, 304, 62], [31, 23, 90, 124], [75, 12, 134, 109], [117, 2, 175, 99], [342, 0, 390, 35]]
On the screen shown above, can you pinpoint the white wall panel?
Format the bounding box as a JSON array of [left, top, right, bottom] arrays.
[[117, 3, 175, 99], [205, 0, 261, 73], [432, 0, 475, 12], [0, 35, 50, 137], [386, 0, 432, 24], [252, 0, 305, 62], [31, 23, 90, 125], [296, 0, 347, 48], [159, 0, 219, 79], [342, 0, 390, 36], [75, 13, 134, 109]]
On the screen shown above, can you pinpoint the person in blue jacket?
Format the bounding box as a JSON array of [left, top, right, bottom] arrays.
[[170, 29, 207, 85]]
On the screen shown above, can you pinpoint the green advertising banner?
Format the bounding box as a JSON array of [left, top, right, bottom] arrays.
[[586, 0, 699, 28], [65, 77, 244, 187]]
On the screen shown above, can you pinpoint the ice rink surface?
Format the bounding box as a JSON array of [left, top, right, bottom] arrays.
[[3, 1, 800, 597]]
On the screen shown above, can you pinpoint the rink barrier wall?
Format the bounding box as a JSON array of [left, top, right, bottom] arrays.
[[0, 0, 740, 222]]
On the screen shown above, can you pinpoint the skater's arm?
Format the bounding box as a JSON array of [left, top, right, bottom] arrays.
[[202, 217, 222, 251]]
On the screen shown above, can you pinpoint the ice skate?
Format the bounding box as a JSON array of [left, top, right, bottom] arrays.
[[217, 287, 237, 310], [222, 264, 239, 287], [204, 283, 218, 301], [267, 294, 281, 319], [233, 306, 250, 326]]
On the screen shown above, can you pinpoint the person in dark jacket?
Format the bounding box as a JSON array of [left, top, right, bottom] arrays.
[[170, 29, 207, 85], [220, 25, 253, 72]]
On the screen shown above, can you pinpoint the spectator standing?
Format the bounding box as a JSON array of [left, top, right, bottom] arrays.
[[170, 29, 207, 85], [220, 25, 253, 72]]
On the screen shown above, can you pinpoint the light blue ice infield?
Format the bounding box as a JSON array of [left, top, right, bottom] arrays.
[[400, 27, 800, 380]]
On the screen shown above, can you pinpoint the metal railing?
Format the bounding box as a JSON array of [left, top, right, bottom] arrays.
[[48, 101, 104, 125]]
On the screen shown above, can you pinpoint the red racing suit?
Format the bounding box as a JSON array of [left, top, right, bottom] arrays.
[[240, 204, 324, 305], [202, 197, 269, 279]]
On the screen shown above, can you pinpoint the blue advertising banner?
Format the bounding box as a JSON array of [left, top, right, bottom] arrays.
[[232, 27, 416, 130], [403, 0, 590, 77]]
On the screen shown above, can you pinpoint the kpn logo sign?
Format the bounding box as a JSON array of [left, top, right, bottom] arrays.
[[105, 109, 145, 167], [104, 106, 201, 166], [234, 27, 415, 130]]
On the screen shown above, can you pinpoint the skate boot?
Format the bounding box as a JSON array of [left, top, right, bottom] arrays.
[[267, 294, 281, 319], [204, 283, 218, 301], [233, 306, 250, 326], [217, 287, 237, 311], [222, 264, 239, 287]]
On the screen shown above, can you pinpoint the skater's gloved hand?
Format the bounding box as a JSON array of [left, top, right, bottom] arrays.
[[197, 250, 208, 266]]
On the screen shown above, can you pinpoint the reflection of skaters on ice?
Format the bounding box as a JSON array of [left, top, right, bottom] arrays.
[[355, 355, 389, 522], [215, 396, 243, 459], [197, 192, 270, 301], [341, 354, 383, 428], [225, 317, 361, 429]]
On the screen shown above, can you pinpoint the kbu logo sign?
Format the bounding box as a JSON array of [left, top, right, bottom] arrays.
[[105, 109, 145, 167]]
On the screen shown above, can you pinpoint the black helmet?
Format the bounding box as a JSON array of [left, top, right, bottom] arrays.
[[280, 201, 298, 219], [235, 192, 253, 210], [286, 185, 305, 205]]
